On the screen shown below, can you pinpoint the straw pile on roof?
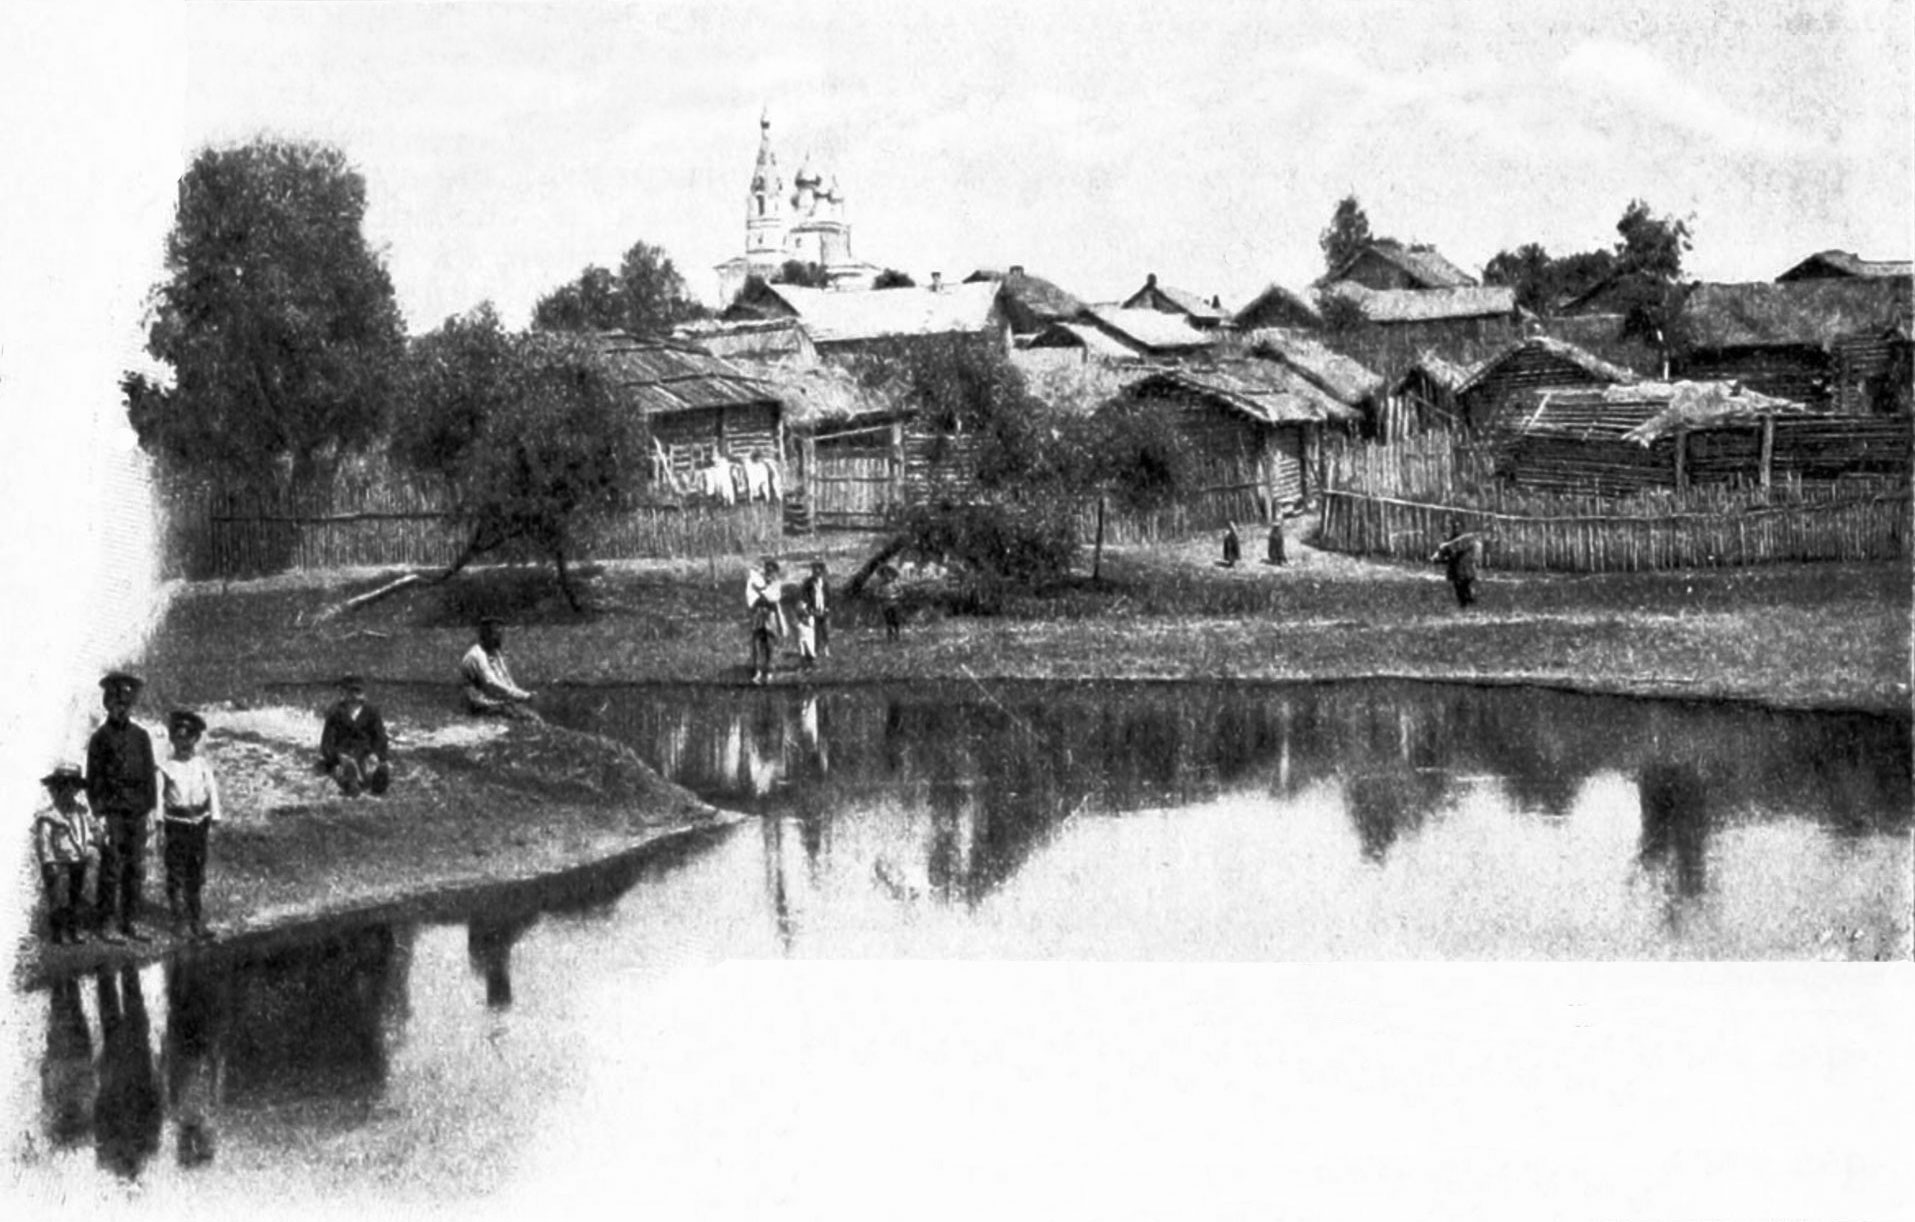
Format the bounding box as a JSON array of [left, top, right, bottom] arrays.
[[1616, 381, 1809, 445]]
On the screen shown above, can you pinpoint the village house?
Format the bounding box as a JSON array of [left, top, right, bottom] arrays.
[[1231, 282, 1324, 332], [1114, 360, 1361, 521], [1121, 272, 1231, 330], [1774, 250, 1914, 282], [1453, 335, 1640, 433], [1069, 305, 1218, 360], [1671, 278, 1913, 413], [963, 266, 1086, 338], [591, 335, 791, 496], [1321, 240, 1478, 291], [721, 277, 1013, 358]]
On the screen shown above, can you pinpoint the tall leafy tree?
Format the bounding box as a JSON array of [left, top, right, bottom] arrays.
[[1614, 198, 1693, 280], [1483, 243, 1618, 313], [126, 138, 405, 485], [531, 239, 707, 335], [1319, 194, 1374, 278], [401, 313, 648, 609]]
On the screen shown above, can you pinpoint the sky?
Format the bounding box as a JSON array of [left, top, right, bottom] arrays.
[[161, 0, 1914, 332]]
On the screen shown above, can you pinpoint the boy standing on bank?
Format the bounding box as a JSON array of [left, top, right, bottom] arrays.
[[87, 671, 158, 944], [34, 764, 100, 945], [158, 709, 221, 940]]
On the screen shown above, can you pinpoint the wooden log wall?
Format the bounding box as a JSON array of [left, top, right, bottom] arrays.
[[1458, 349, 1618, 431], [1673, 348, 1829, 409], [1317, 487, 1911, 572], [650, 404, 785, 480]]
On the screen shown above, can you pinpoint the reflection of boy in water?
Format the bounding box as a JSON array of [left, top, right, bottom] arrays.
[[165, 957, 223, 1168], [42, 976, 97, 1148], [467, 910, 538, 1009], [94, 966, 163, 1180]]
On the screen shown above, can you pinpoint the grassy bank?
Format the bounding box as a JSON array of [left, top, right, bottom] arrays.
[[145, 536, 1910, 714]]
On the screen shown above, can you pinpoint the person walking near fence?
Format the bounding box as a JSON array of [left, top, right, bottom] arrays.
[[86, 672, 157, 944], [35, 763, 99, 945], [158, 709, 221, 941], [462, 617, 540, 719], [319, 674, 391, 796], [746, 558, 785, 684], [1430, 518, 1484, 608]]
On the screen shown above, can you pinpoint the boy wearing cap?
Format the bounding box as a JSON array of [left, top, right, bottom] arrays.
[[87, 671, 158, 943], [158, 709, 221, 940], [319, 675, 391, 796], [34, 764, 100, 945]]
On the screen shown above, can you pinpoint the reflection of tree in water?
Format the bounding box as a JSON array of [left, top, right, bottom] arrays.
[[41, 976, 96, 1150], [222, 924, 411, 1118], [1638, 760, 1711, 902], [467, 907, 540, 1008], [165, 955, 226, 1167], [93, 966, 162, 1180]]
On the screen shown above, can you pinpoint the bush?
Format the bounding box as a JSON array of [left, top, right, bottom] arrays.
[[896, 500, 1080, 613]]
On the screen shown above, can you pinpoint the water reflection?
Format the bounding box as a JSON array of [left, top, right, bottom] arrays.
[[467, 909, 539, 1009], [165, 955, 225, 1167], [94, 966, 162, 1180], [41, 976, 95, 1150]]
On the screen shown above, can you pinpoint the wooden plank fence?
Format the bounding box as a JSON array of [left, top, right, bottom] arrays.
[[1319, 488, 1911, 572]]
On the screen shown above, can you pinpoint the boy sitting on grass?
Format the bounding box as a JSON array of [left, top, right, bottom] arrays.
[[158, 708, 221, 941]]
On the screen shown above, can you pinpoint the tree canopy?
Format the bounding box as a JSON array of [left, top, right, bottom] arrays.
[[530, 239, 706, 336], [1319, 195, 1374, 278], [1481, 200, 1694, 316], [1482, 243, 1617, 313], [400, 310, 648, 608], [126, 137, 406, 485], [873, 268, 916, 289], [1613, 198, 1693, 280]]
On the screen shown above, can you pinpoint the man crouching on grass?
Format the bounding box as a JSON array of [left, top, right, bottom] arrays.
[[319, 674, 391, 796], [462, 616, 541, 720]]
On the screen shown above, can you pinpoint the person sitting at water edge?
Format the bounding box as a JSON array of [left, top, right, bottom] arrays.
[[158, 708, 221, 941], [87, 671, 158, 944], [318, 673, 391, 796], [462, 617, 540, 718], [34, 763, 100, 945]]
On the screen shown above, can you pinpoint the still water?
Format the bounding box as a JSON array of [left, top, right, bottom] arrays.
[[9, 680, 1910, 1207]]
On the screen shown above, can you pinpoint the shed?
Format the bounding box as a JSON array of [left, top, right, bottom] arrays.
[[595, 337, 790, 487], [1122, 273, 1230, 329], [1120, 361, 1360, 516], [1384, 351, 1479, 439], [1455, 336, 1640, 432], [1671, 279, 1913, 411]]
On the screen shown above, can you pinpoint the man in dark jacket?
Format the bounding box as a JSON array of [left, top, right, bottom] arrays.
[[318, 674, 391, 796], [86, 672, 157, 943]]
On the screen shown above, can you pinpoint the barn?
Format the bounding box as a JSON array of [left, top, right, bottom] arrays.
[[1454, 335, 1640, 432]]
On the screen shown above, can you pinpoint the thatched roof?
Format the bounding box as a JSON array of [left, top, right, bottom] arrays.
[[671, 316, 813, 358], [1456, 335, 1639, 396], [1327, 241, 1477, 289], [1081, 306, 1218, 353], [1678, 279, 1913, 350], [1232, 282, 1322, 329], [1323, 282, 1517, 323], [1775, 250, 1914, 281], [730, 355, 907, 427], [1124, 274, 1227, 323], [965, 267, 1085, 327], [1023, 320, 1144, 360], [1127, 361, 1361, 426], [730, 281, 1006, 344], [1240, 328, 1384, 404], [587, 336, 785, 415], [1389, 350, 1478, 396], [1020, 359, 1147, 417]]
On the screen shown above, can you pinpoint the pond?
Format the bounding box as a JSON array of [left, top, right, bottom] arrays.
[[9, 680, 1909, 1208]]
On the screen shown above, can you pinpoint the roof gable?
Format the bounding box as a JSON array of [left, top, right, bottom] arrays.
[[1456, 336, 1639, 397], [1082, 306, 1218, 353], [1240, 328, 1383, 403], [1776, 250, 1914, 281], [1328, 241, 1477, 289]]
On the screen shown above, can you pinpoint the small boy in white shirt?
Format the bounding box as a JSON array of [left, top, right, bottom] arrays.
[[34, 764, 99, 945], [159, 709, 222, 940]]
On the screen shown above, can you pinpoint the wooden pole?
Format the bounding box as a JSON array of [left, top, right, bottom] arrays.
[[1674, 430, 1688, 495], [1759, 416, 1774, 495]]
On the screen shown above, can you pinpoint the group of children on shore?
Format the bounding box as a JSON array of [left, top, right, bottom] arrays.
[[34, 672, 220, 947], [745, 557, 903, 685]]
